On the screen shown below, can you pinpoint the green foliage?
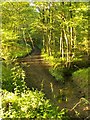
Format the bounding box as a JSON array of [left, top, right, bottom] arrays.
[[2, 2, 36, 60], [1, 1, 89, 119], [1, 89, 69, 119], [72, 67, 89, 95], [2, 64, 13, 92], [2, 63, 26, 93], [2, 31, 32, 60], [49, 67, 64, 82], [71, 58, 90, 69], [2, 61, 70, 119], [42, 53, 55, 66], [49, 66, 73, 82], [42, 52, 73, 82], [40, 2, 88, 71]]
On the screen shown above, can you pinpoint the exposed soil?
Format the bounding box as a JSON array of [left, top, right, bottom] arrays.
[[19, 48, 89, 118]]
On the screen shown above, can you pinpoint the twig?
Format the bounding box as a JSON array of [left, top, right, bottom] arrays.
[[70, 100, 81, 111], [70, 98, 89, 111]]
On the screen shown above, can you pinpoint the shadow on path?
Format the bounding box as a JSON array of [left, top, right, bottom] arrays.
[[19, 49, 89, 117]]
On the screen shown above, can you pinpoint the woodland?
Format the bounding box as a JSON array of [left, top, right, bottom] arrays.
[[0, 1, 90, 119]]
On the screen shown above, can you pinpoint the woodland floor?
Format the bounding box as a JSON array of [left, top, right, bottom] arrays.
[[19, 48, 89, 118]]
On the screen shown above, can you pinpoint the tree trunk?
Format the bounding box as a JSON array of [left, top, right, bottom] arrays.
[[61, 29, 64, 59], [60, 32, 62, 54], [64, 29, 69, 67], [28, 33, 35, 49]]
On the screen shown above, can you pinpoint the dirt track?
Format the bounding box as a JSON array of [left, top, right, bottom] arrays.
[[19, 49, 89, 117]]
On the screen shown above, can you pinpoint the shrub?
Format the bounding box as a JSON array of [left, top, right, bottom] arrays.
[[1, 60, 70, 119], [2, 63, 26, 93], [72, 67, 90, 95], [1, 89, 70, 119], [71, 58, 90, 69], [49, 67, 64, 82]]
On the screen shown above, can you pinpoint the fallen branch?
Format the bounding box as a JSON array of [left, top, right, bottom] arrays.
[[70, 98, 90, 111]]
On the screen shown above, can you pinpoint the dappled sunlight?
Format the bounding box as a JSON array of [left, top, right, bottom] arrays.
[[2, 1, 89, 119], [21, 49, 87, 113]]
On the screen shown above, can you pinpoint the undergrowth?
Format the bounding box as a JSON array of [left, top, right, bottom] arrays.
[[1, 50, 70, 119]]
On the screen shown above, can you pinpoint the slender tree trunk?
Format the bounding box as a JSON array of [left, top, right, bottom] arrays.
[[61, 29, 64, 59], [41, 4, 46, 53], [62, 39, 64, 59], [73, 27, 76, 55], [48, 2, 52, 56], [23, 30, 27, 46], [28, 33, 35, 49], [69, 2, 74, 67], [22, 30, 29, 53], [48, 30, 52, 56], [61, 2, 65, 59], [60, 32, 62, 54], [64, 29, 69, 67]]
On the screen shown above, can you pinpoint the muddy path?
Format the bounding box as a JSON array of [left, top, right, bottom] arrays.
[[19, 49, 89, 117]]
